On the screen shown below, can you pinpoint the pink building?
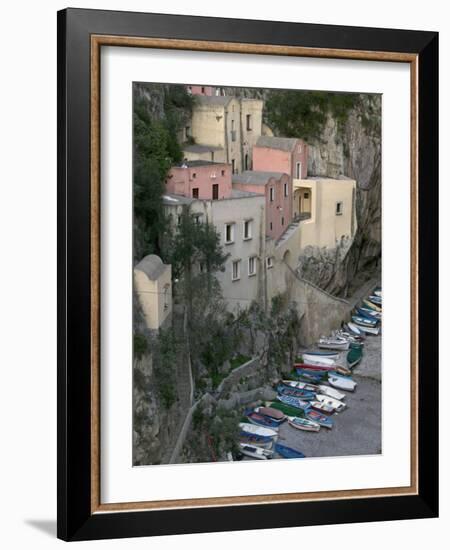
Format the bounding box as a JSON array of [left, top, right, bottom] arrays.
[[166, 160, 232, 200], [232, 171, 292, 241], [253, 136, 308, 180], [186, 85, 216, 96]]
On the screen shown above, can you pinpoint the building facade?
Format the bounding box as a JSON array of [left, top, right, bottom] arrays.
[[253, 136, 308, 181], [134, 255, 172, 330], [182, 95, 264, 173], [232, 171, 292, 241], [166, 160, 232, 201]]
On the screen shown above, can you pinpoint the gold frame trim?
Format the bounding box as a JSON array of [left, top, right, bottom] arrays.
[[90, 35, 419, 514]]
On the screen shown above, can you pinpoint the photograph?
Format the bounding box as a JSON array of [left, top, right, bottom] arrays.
[[132, 82, 382, 466]]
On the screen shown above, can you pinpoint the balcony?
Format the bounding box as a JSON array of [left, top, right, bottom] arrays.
[[293, 212, 312, 222]]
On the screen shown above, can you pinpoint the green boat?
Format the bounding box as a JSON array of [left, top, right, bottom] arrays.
[[265, 401, 306, 418], [346, 346, 363, 368]]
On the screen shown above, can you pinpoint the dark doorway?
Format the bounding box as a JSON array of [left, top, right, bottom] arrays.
[[212, 184, 219, 200]]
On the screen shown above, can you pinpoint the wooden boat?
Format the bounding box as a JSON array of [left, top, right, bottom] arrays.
[[239, 422, 278, 439], [246, 411, 280, 429], [265, 401, 308, 418], [363, 299, 382, 312], [310, 400, 335, 415], [302, 355, 336, 367], [333, 365, 352, 377], [275, 443, 305, 459], [347, 346, 363, 368], [281, 380, 318, 393], [317, 384, 346, 401], [239, 443, 273, 460], [316, 394, 346, 412], [301, 350, 339, 359], [254, 406, 286, 422], [295, 369, 327, 383], [328, 373, 357, 392], [346, 322, 364, 336], [294, 362, 334, 372], [277, 385, 315, 400], [318, 338, 349, 351], [306, 409, 334, 429], [352, 315, 378, 328], [288, 417, 320, 432], [354, 324, 380, 336], [277, 394, 311, 411]]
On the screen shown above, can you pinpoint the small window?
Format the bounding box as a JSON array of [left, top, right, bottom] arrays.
[[232, 260, 240, 281], [296, 162, 302, 179], [304, 192, 310, 199], [225, 223, 235, 244], [221, 169, 225, 176], [192, 188, 199, 199], [336, 202, 343, 215], [269, 187, 274, 202], [246, 114, 252, 131], [284, 182, 288, 197], [177, 215, 182, 226], [193, 214, 202, 225], [266, 257, 274, 269], [232, 159, 236, 173], [269, 222, 273, 231], [201, 86, 205, 93], [243, 220, 252, 240], [281, 217, 285, 226], [192, 172, 196, 179], [199, 261, 205, 273], [248, 257, 256, 277], [185, 126, 191, 139]]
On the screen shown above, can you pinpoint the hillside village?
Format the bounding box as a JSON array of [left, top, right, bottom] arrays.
[[135, 86, 357, 329], [132, 84, 381, 466]]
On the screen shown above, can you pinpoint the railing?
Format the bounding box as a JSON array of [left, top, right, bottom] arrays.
[[293, 212, 311, 222]]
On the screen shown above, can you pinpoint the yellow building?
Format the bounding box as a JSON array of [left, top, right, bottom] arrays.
[[182, 96, 264, 173], [134, 255, 172, 330], [292, 176, 357, 250]]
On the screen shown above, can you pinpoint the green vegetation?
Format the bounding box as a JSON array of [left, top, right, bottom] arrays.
[[229, 354, 251, 370], [133, 84, 193, 258], [265, 90, 358, 141], [133, 332, 148, 359]]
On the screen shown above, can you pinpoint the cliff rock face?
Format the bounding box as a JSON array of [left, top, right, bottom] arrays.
[[300, 95, 381, 295]]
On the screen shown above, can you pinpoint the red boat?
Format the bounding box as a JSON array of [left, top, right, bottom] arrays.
[[294, 362, 334, 372]]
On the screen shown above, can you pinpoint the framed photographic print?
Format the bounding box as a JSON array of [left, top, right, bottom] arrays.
[[57, 8, 439, 541]]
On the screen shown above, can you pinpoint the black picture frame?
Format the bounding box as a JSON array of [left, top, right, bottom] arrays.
[[57, 7, 438, 541]]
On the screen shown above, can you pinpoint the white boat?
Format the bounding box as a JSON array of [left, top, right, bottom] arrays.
[[287, 417, 320, 432], [303, 354, 336, 367], [328, 374, 357, 392], [239, 423, 278, 439], [317, 384, 346, 401], [318, 338, 349, 351], [316, 394, 346, 412], [355, 325, 380, 336], [374, 290, 382, 297], [347, 322, 363, 336], [282, 380, 318, 392], [239, 443, 274, 460]]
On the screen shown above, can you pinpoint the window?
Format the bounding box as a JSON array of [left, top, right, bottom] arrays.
[[281, 216, 285, 226], [246, 114, 252, 131], [193, 214, 202, 225], [199, 261, 205, 273], [185, 126, 191, 140], [296, 162, 302, 179], [192, 172, 196, 179], [269, 187, 274, 202], [243, 220, 252, 240], [231, 159, 235, 173], [336, 202, 343, 215], [221, 169, 225, 176], [177, 215, 182, 226], [269, 222, 273, 231], [244, 154, 249, 170], [266, 257, 274, 269], [201, 86, 205, 93], [192, 188, 199, 199], [284, 182, 288, 197], [231, 120, 236, 142], [304, 192, 310, 199], [248, 257, 256, 277], [232, 260, 240, 281], [225, 223, 235, 244], [212, 184, 219, 200]]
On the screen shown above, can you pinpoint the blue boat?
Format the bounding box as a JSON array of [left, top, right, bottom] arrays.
[[300, 350, 338, 358], [275, 443, 306, 459], [246, 411, 280, 429], [352, 315, 378, 328], [277, 385, 315, 400], [356, 308, 379, 322], [240, 431, 273, 444], [329, 371, 356, 383], [306, 409, 334, 429], [295, 368, 327, 382], [277, 394, 311, 411], [368, 295, 382, 305]]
